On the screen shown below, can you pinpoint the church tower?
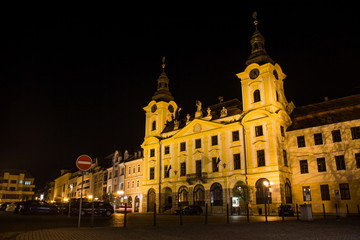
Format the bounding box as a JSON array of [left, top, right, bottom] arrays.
[[237, 12, 294, 206], [143, 57, 179, 139]]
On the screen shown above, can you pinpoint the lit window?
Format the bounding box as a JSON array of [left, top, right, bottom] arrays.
[[302, 186, 311, 201]]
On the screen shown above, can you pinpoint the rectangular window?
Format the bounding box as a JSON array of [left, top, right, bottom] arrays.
[[133, 166, 136, 173], [356, 153, 360, 168], [150, 149, 155, 157], [10, 180, 17, 184], [335, 155, 346, 170], [283, 150, 288, 167], [211, 135, 218, 146], [332, 130, 342, 142], [24, 181, 31, 185], [138, 164, 141, 172], [180, 142, 186, 152], [212, 157, 219, 172], [300, 160, 309, 174], [180, 162, 186, 176], [195, 139, 201, 149], [314, 133, 323, 145], [149, 167, 155, 180], [351, 126, 360, 139], [164, 146, 170, 154], [320, 185, 330, 200], [317, 157, 326, 172], [136, 180, 139, 187], [196, 160, 202, 177], [164, 165, 170, 178], [257, 150, 265, 167], [128, 166, 131, 174], [297, 136, 306, 148], [127, 181, 130, 189], [339, 183, 351, 200], [233, 153, 241, 170], [255, 125, 263, 137], [280, 126, 285, 137], [302, 186, 311, 201], [132, 181, 134, 188], [232, 131, 240, 141]]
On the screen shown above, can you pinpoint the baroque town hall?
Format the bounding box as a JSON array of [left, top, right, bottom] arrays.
[[140, 15, 360, 215]]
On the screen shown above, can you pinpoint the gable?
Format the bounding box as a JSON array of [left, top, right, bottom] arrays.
[[170, 119, 225, 139]]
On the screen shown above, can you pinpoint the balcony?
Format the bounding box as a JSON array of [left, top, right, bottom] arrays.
[[186, 172, 208, 185]]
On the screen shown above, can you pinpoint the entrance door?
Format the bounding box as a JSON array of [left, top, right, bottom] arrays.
[[147, 188, 156, 212]]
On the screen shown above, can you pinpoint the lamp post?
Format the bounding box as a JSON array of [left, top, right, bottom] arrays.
[[263, 180, 273, 222]]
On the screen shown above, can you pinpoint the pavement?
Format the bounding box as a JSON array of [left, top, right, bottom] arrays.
[[5, 216, 360, 240]]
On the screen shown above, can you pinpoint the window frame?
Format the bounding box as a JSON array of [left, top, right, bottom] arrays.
[[300, 160, 309, 174]]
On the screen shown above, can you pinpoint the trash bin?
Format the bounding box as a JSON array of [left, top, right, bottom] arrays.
[[300, 204, 313, 221]]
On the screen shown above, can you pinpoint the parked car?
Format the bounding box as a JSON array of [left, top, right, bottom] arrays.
[[14, 201, 25, 213], [278, 204, 294, 216], [0, 202, 11, 211], [18, 200, 58, 215], [5, 202, 20, 212], [72, 201, 114, 216], [174, 205, 203, 215]]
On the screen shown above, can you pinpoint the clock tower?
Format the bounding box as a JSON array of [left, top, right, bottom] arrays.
[[143, 57, 179, 139]]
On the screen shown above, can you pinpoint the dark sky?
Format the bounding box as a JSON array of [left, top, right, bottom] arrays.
[[0, 3, 359, 188]]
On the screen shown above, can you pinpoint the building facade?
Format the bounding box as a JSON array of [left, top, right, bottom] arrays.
[[140, 16, 360, 215], [0, 169, 35, 203]]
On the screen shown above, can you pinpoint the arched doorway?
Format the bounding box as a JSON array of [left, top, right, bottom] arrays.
[[210, 183, 223, 206], [127, 196, 133, 208], [285, 179, 292, 203], [178, 186, 189, 208], [232, 181, 249, 214], [255, 178, 272, 204], [147, 188, 156, 212], [193, 184, 205, 206], [134, 196, 140, 212], [163, 187, 173, 211]]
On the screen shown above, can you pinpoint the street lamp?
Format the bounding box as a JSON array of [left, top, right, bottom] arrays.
[[263, 180, 273, 222]]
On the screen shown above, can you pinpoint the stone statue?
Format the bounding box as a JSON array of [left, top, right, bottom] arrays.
[[220, 106, 228, 117]]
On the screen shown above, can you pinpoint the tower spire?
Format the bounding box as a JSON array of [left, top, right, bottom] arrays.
[[245, 12, 275, 66], [152, 56, 174, 102]]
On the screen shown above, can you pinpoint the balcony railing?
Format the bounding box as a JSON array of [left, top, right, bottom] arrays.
[[186, 172, 208, 185]]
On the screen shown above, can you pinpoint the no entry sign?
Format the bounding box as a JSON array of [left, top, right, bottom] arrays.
[[76, 154, 93, 171]]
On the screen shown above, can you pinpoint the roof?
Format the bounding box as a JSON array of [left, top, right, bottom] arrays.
[[162, 98, 243, 133], [0, 169, 34, 178], [287, 94, 360, 131]]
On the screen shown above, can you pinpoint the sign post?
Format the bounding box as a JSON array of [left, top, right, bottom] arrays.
[[76, 155, 92, 228]]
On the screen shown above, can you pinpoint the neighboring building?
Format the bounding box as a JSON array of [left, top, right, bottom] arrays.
[[140, 15, 360, 215], [286, 95, 360, 214], [53, 169, 72, 203], [0, 169, 35, 203], [123, 149, 143, 212]]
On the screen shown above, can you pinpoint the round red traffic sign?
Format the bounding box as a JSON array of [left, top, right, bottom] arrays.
[[76, 154, 93, 171]]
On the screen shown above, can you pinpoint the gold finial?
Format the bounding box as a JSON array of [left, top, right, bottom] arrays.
[[162, 56, 166, 71], [252, 11, 258, 30]]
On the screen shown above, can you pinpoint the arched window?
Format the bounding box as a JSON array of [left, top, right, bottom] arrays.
[[178, 186, 189, 207], [253, 89, 261, 102], [193, 184, 205, 206], [152, 120, 156, 131], [285, 179, 292, 203], [147, 188, 156, 212], [210, 183, 223, 206], [255, 178, 272, 204]]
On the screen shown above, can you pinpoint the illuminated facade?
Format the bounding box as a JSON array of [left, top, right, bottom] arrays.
[[140, 16, 360, 215], [0, 169, 35, 203]]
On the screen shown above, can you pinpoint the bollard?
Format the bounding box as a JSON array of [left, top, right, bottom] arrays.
[[179, 204, 183, 226], [281, 203, 284, 221], [335, 204, 339, 219], [264, 203, 268, 222], [226, 204, 229, 224], [296, 204, 299, 221], [322, 203, 326, 219], [153, 203, 156, 226], [205, 203, 208, 224], [246, 203, 250, 223], [124, 203, 127, 228]]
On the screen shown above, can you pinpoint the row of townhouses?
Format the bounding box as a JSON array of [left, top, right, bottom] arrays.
[[48, 15, 359, 215]]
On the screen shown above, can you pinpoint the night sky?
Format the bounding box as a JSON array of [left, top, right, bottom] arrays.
[[0, 3, 359, 188]]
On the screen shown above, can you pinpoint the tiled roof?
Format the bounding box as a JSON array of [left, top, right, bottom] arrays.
[[287, 94, 360, 131]]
